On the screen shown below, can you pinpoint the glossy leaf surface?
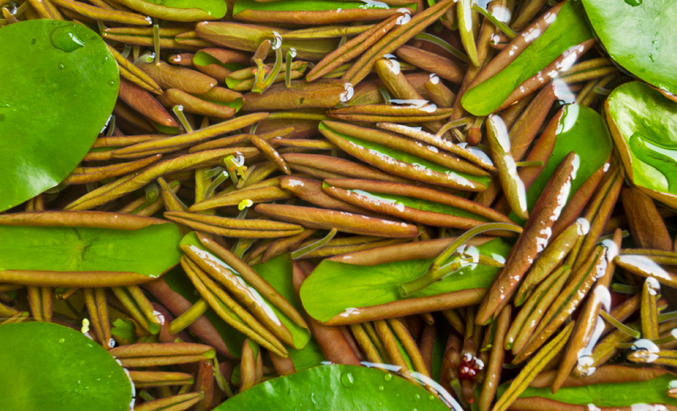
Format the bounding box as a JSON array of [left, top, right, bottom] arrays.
[[0, 20, 119, 212], [521, 104, 612, 218], [0, 322, 132, 411], [0, 223, 182, 276], [582, 0, 677, 95], [461, 0, 592, 116], [214, 364, 450, 411], [301, 238, 509, 323], [497, 371, 677, 407], [252, 254, 312, 350], [606, 81, 677, 207]]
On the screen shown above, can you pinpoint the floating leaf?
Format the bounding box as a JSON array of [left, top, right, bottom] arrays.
[[252, 254, 311, 350], [461, 0, 592, 116], [0, 20, 119, 212], [605, 81, 677, 208], [0, 322, 132, 411], [497, 366, 677, 408], [582, 0, 677, 96], [0, 221, 182, 276], [518, 104, 612, 220], [300, 238, 509, 323], [214, 364, 450, 411]]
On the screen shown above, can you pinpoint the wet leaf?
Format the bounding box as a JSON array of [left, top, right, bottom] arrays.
[[461, 0, 592, 116], [518, 104, 612, 220], [300, 238, 509, 323], [214, 364, 450, 411], [0, 221, 182, 276], [497, 366, 677, 407], [582, 0, 677, 96], [0, 20, 119, 212], [0, 322, 132, 411], [605, 81, 677, 208]]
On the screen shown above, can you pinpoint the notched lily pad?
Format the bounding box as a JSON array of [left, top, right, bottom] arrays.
[[0, 20, 119, 212], [582, 0, 677, 96], [0, 322, 132, 411], [0, 219, 182, 276], [214, 364, 450, 411], [300, 238, 510, 323], [605, 81, 677, 208]]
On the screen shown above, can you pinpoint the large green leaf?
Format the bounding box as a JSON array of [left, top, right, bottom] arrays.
[[461, 0, 592, 116], [582, 0, 677, 96], [0, 322, 132, 411], [513, 104, 612, 222], [605, 81, 677, 208], [300, 238, 510, 323], [252, 254, 312, 350], [0, 20, 119, 212], [214, 364, 451, 411], [0, 223, 182, 276], [233, 0, 408, 13], [497, 370, 677, 407]]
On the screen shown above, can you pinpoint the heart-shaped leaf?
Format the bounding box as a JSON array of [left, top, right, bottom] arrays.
[[0, 20, 119, 212], [300, 238, 510, 323], [0, 322, 132, 411], [605, 81, 677, 208], [0, 220, 182, 276], [461, 0, 592, 116], [214, 364, 451, 411], [582, 0, 677, 96]]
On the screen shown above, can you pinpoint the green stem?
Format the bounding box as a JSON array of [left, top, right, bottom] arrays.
[[398, 222, 522, 297], [203, 171, 228, 199], [172, 105, 193, 133], [292, 228, 338, 260], [515, 161, 545, 167], [285, 49, 295, 88], [471, 4, 517, 39], [379, 86, 392, 105], [414, 32, 470, 65], [599, 310, 641, 339], [153, 23, 160, 65], [253, 46, 283, 94], [435, 117, 474, 137], [168, 298, 209, 335]]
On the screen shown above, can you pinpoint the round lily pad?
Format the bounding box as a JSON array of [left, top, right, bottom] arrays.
[[0, 20, 119, 212], [214, 364, 452, 411], [582, 0, 677, 96], [605, 81, 677, 208], [0, 322, 132, 411]]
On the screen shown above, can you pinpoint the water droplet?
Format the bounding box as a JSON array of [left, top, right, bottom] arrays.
[[384, 373, 393, 381], [378, 385, 384, 391], [414, 394, 421, 401], [108, 80, 116, 86], [624, 0, 642, 5], [58, 63, 65, 70], [340, 372, 355, 388], [58, 338, 65, 343], [643, 119, 652, 128], [428, 395, 435, 400], [103, 56, 109, 63], [50, 25, 85, 53]]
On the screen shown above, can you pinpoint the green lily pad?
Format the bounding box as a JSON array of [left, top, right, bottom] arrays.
[[497, 367, 677, 407], [0, 322, 132, 411], [0, 20, 119, 212], [115, 0, 227, 21], [461, 0, 592, 116], [0, 222, 182, 276], [251, 253, 311, 350], [582, 0, 677, 96], [513, 104, 612, 222], [300, 238, 510, 323], [214, 364, 451, 411], [605, 81, 677, 208]]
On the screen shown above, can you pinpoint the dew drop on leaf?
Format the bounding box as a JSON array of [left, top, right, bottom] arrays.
[[340, 372, 355, 388], [50, 25, 85, 53]]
